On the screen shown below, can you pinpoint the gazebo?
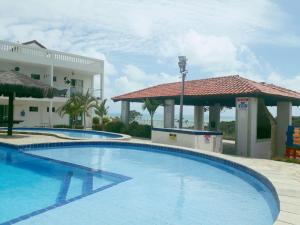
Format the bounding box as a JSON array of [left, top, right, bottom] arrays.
[[0, 71, 53, 135], [112, 75, 300, 159]]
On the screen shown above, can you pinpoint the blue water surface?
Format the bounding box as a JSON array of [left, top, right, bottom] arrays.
[[0, 146, 128, 224], [2, 128, 122, 139], [0, 143, 279, 225]]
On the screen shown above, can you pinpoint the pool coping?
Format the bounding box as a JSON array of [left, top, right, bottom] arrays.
[[0, 138, 299, 225], [0, 127, 131, 141]]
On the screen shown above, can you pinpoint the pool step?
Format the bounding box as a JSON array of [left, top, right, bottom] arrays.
[[56, 171, 73, 204], [82, 172, 93, 195]]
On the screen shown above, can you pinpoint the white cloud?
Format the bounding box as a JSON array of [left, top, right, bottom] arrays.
[[104, 64, 179, 113], [0, 0, 296, 55], [0, 0, 299, 114], [160, 30, 240, 72], [109, 64, 179, 97], [267, 72, 300, 92], [159, 30, 269, 74]]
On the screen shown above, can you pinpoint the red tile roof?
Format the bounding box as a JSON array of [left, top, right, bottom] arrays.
[[112, 75, 300, 103]]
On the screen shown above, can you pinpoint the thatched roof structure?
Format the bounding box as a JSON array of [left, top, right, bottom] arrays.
[[0, 71, 53, 98], [0, 70, 53, 135]]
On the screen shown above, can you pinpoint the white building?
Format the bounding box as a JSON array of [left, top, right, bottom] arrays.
[[0, 40, 104, 128]]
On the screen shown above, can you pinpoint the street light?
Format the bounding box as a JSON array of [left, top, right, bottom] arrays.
[[178, 56, 187, 129]]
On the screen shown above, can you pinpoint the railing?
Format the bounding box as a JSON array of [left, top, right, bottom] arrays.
[[53, 87, 103, 99], [0, 40, 102, 66]]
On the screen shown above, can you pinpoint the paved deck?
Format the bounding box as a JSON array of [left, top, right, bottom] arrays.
[[0, 134, 299, 225]]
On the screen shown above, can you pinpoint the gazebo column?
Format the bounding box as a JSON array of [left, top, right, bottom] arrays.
[[164, 99, 175, 128], [194, 106, 204, 130], [235, 97, 259, 157], [209, 103, 220, 131], [276, 101, 292, 156], [121, 101, 130, 126]]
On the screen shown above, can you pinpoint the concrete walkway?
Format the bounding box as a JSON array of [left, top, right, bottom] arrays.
[[0, 134, 299, 225]]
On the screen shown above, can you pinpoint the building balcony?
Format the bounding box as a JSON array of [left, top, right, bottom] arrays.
[[53, 87, 102, 100], [0, 40, 103, 73]]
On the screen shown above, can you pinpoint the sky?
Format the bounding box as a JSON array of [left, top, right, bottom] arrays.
[[1, 0, 300, 118]]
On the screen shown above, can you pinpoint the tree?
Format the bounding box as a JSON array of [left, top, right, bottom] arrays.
[[57, 95, 82, 128], [94, 99, 109, 128], [129, 110, 142, 123], [76, 90, 97, 129], [142, 98, 161, 128]]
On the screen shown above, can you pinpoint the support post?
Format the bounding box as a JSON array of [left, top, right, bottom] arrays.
[[164, 99, 175, 128], [235, 97, 260, 157], [121, 101, 130, 126], [194, 106, 204, 130], [7, 93, 14, 136], [50, 65, 54, 87], [100, 73, 104, 100], [209, 103, 220, 131], [276, 101, 292, 156]]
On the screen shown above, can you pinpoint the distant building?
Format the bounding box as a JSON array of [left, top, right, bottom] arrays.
[[0, 40, 104, 127]]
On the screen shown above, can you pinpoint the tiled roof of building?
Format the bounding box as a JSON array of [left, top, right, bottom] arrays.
[[112, 75, 300, 102]]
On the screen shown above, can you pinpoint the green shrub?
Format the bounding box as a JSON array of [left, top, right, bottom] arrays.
[[92, 124, 103, 131], [103, 116, 111, 125], [104, 120, 125, 133], [126, 121, 151, 138], [53, 124, 83, 129], [272, 157, 300, 164], [53, 124, 70, 128], [74, 125, 84, 129], [219, 121, 235, 140], [92, 117, 99, 125]]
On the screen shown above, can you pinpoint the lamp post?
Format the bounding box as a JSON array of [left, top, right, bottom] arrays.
[[178, 56, 187, 129]]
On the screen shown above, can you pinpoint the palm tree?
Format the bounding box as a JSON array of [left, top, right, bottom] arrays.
[[94, 99, 109, 128], [142, 98, 161, 128], [57, 95, 82, 128], [76, 90, 97, 129]]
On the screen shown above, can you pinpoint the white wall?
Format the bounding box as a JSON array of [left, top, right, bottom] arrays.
[[0, 98, 69, 127], [0, 61, 95, 95], [251, 139, 271, 158], [0, 61, 50, 85], [152, 130, 223, 153], [235, 97, 272, 159], [0, 55, 100, 128]]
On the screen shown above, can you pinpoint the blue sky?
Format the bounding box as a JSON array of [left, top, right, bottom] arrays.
[[1, 0, 300, 117]]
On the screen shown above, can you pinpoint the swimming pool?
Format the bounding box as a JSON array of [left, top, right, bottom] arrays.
[[1, 127, 124, 139], [0, 142, 279, 225]]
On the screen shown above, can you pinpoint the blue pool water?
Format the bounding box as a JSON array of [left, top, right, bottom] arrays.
[[2, 127, 122, 139], [0, 143, 279, 225], [0, 146, 130, 225]]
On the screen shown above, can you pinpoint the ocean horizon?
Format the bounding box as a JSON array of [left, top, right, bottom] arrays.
[[109, 112, 235, 128]]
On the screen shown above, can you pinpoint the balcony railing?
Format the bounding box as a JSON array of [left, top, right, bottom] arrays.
[[0, 40, 102, 68], [53, 87, 102, 99]]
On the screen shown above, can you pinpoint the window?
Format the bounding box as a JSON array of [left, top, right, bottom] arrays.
[[70, 79, 83, 96], [31, 74, 40, 80], [29, 106, 38, 112], [47, 107, 55, 112], [53, 76, 57, 82]]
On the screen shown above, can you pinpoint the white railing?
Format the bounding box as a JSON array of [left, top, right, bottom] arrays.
[[0, 40, 102, 66], [53, 87, 103, 99]]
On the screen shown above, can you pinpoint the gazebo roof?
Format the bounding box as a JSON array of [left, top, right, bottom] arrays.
[[112, 75, 300, 106]]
